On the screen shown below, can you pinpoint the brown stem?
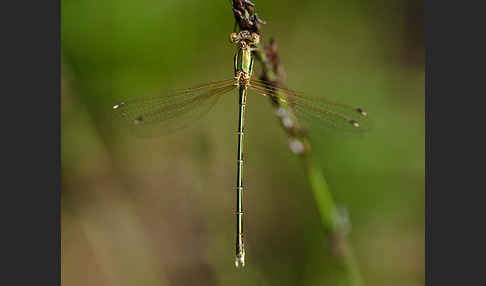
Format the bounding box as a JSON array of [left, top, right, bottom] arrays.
[[230, 2, 364, 285]]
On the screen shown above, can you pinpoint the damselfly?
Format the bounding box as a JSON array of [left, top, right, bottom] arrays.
[[112, 31, 370, 268]]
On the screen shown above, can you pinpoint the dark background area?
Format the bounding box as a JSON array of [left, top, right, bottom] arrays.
[[61, 0, 424, 285]]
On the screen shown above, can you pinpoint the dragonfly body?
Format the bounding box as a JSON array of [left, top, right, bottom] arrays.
[[112, 30, 369, 268], [231, 30, 259, 267]]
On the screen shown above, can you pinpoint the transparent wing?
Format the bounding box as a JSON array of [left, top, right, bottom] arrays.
[[112, 79, 237, 137], [248, 79, 371, 135]]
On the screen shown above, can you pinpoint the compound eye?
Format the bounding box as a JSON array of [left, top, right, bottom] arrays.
[[251, 33, 260, 45], [230, 33, 240, 43]]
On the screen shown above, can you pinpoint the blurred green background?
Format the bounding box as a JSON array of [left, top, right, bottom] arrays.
[[61, 0, 424, 285]]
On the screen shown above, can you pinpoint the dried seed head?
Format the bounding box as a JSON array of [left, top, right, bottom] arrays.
[[289, 139, 305, 154], [275, 107, 286, 118], [349, 120, 360, 128], [282, 117, 293, 128], [356, 108, 368, 117]]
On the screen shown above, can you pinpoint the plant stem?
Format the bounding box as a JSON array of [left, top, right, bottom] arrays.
[[231, 1, 364, 285], [304, 156, 364, 286], [261, 41, 364, 286]]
